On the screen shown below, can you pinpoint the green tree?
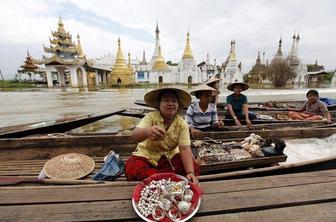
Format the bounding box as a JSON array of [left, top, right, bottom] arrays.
[[267, 59, 296, 87]]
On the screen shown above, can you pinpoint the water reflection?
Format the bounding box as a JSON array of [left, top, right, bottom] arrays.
[[69, 116, 140, 134]]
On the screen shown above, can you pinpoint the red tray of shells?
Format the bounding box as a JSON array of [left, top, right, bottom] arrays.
[[132, 173, 202, 222]]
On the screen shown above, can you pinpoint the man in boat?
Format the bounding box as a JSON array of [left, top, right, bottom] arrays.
[[126, 86, 200, 186], [225, 81, 256, 128], [288, 89, 332, 124], [186, 85, 224, 137], [205, 77, 221, 105]]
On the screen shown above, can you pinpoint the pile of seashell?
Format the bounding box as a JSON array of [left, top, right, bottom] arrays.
[[191, 133, 267, 164], [137, 178, 194, 221], [240, 133, 265, 158]]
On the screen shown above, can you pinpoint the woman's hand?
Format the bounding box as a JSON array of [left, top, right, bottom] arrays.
[[190, 127, 202, 137], [147, 126, 166, 140], [186, 172, 199, 186], [234, 118, 242, 127], [246, 119, 253, 128], [214, 120, 224, 128]]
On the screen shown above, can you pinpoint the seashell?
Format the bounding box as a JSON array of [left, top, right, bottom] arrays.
[[178, 201, 191, 214], [158, 198, 172, 211], [183, 189, 194, 202]]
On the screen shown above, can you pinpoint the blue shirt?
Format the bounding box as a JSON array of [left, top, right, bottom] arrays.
[[226, 94, 247, 115], [185, 102, 218, 129]]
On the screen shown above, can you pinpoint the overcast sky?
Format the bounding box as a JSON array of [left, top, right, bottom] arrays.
[[1, 0, 335, 79]]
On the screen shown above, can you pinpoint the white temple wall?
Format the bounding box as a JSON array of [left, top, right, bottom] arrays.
[[331, 72, 336, 86], [45, 66, 54, 88]]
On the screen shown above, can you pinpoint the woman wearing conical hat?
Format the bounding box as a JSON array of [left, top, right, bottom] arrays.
[[225, 81, 257, 128], [186, 85, 224, 137], [125, 86, 199, 186], [205, 77, 221, 105]]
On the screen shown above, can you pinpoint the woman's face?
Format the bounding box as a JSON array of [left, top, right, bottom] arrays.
[[199, 91, 212, 105], [159, 92, 179, 119], [307, 93, 318, 103], [233, 85, 242, 94]]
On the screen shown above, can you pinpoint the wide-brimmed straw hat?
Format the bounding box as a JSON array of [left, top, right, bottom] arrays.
[[205, 77, 221, 86], [227, 81, 249, 91], [144, 86, 192, 109], [43, 153, 95, 180], [190, 85, 220, 98]]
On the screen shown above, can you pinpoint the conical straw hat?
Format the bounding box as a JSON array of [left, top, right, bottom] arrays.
[[43, 153, 95, 180], [205, 77, 221, 85], [227, 81, 249, 91], [144, 85, 191, 109], [190, 84, 219, 98]]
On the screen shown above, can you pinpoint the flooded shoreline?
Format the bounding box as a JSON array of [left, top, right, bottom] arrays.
[[1, 87, 336, 132]]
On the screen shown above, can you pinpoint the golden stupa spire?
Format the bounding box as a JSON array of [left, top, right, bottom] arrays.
[[128, 52, 131, 69], [182, 31, 194, 60], [57, 16, 66, 33], [110, 38, 134, 84], [76, 33, 85, 57], [229, 40, 237, 61], [111, 38, 128, 73], [152, 46, 168, 71]]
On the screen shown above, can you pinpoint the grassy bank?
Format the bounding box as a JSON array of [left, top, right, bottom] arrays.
[[0, 80, 46, 90]]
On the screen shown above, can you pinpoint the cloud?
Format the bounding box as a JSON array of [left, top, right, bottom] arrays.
[[0, 0, 335, 79]]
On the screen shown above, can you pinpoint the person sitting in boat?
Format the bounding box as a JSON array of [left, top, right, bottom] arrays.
[[185, 85, 224, 137], [126, 86, 200, 186], [205, 77, 221, 105], [225, 81, 257, 128], [288, 89, 332, 124]]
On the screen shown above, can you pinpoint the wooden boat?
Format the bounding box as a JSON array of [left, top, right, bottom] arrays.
[[135, 99, 336, 111], [1, 127, 336, 172], [119, 108, 335, 127], [0, 109, 126, 138], [1, 128, 336, 221], [0, 128, 336, 222]]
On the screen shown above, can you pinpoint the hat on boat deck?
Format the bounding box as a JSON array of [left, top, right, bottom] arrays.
[[190, 84, 220, 99], [43, 153, 95, 180], [227, 80, 249, 91], [144, 85, 192, 109]]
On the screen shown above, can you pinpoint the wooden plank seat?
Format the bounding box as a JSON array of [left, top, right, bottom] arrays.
[[0, 169, 336, 221]]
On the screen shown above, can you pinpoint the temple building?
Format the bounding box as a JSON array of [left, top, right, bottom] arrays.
[[17, 50, 45, 82], [109, 38, 135, 85], [331, 72, 336, 86], [136, 51, 150, 83], [246, 51, 268, 83], [38, 17, 88, 87], [176, 31, 201, 84], [136, 23, 204, 84], [221, 40, 243, 85], [197, 53, 218, 81], [287, 33, 308, 84]]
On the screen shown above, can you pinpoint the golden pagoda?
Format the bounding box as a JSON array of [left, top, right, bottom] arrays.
[[152, 46, 169, 71], [182, 32, 194, 60], [109, 38, 134, 85], [19, 50, 38, 72], [43, 17, 79, 60]]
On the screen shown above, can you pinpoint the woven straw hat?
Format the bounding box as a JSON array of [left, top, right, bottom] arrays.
[[144, 86, 192, 109], [190, 85, 219, 98], [43, 153, 95, 180], [227, 81, 249, 91], [205, 77, 221, 86]]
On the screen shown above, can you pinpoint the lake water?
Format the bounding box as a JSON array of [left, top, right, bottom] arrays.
[[1, 87, 336, 133]]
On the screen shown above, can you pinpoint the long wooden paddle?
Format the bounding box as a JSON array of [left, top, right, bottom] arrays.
[[0, 177, 104, 186]]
